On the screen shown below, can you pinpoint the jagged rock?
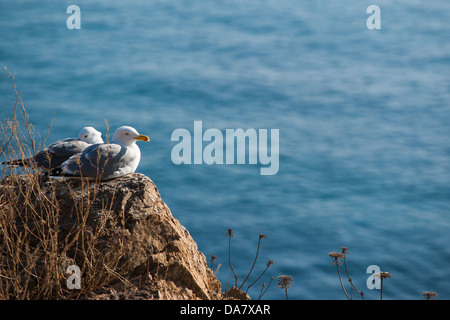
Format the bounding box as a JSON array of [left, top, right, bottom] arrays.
[[225, 286, 251, 300], [1, 173, 222, 300], [70, 173, 223, 300]]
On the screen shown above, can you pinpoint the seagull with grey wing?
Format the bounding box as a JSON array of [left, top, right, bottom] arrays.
[[60, 126, 150, 180], [2, 127, 104, 171]]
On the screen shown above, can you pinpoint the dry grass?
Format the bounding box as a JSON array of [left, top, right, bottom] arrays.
[[0, 69, 131, 299]]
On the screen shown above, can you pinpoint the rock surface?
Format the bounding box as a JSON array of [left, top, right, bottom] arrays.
[[46, 173, 222, 300]]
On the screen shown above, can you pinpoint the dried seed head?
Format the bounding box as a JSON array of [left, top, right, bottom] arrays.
[[328, 252, 345, 259], [340, 247, 349, 254], [266, 259, 274, 268], [226, 228, 234, 238], [328, 252, 345, 265], [277, 275, 294, 289], [259, 234, 268, 240], [423, 291, 438, 300], [373, 271, 392, 279]]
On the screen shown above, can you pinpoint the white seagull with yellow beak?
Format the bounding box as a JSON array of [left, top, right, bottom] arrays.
[[61, 126, 150, 180]]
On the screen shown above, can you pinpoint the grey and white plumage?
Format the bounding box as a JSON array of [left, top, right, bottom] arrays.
[[2, 127, 104, 170], [61, 126, 150, 180]]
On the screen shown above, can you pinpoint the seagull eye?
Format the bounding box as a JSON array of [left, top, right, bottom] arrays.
[[84, 135, 88, 138], [125, 132, 129, 135]]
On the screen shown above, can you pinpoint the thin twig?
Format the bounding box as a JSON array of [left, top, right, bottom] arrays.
[[226, 229, 238, 288], [258, 277, 274, 300], [335, 262, 351, 300], [341, 248, 364, 300], [246, 259, 273, 293], [239, 234, 266, 289]]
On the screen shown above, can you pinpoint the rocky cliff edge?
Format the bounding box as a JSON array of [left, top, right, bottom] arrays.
[[72, 173, 222, 300], [1, 172, 224, 300]]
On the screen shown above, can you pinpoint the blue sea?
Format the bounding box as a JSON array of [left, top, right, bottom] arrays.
[[1, 1, 449, 300]]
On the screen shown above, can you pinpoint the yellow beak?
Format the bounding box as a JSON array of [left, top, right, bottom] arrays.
[[135, 134, 150, 142]]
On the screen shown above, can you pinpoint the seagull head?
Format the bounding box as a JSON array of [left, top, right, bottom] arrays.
[[78, 127, 104, 144], [112, 126, 150, 146]]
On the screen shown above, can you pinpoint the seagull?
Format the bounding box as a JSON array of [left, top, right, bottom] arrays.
[[1, 127, 104, 170], [60, 126, 150, 180]]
